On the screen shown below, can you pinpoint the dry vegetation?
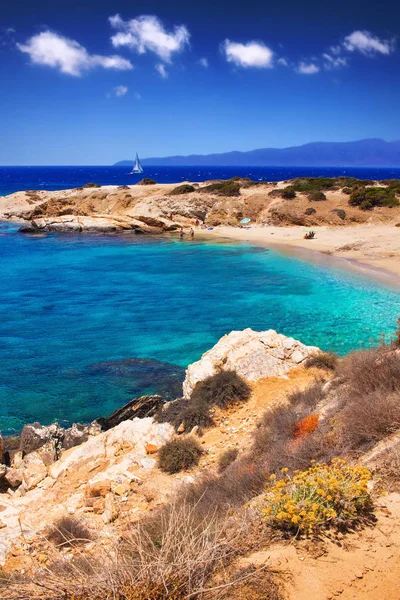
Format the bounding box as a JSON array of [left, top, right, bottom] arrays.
[[4, 333, 400, 599]]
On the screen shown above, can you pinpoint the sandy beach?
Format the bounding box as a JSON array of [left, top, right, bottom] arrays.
[[200, 224, 400, 284]]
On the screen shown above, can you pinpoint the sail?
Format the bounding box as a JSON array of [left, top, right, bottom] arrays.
[[131, 152, 144, 174]]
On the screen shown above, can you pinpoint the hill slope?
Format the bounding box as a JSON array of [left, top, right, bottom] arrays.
[[114, 139, 400, 168]]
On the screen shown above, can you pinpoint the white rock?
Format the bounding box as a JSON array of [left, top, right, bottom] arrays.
[[183, 328, 319, 397], [21, 453, 48, 491]]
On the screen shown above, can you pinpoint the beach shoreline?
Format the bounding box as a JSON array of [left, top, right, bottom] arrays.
[[198, 224, 400, 288]]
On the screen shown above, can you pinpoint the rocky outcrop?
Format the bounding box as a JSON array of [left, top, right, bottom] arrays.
[[97, 395, 165, 431], [183, 328, 319, 397]]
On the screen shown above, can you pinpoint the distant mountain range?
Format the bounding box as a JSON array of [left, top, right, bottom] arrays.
[[114, 139, 400, 168]]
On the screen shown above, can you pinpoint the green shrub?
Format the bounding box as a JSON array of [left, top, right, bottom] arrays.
[[281, 188, 296, 199], [176, 396, 213, 430], [158, 437, 203, 474], [200, 181, 241, 197], [169, 184, 196, 196], [309, 191, 326, 201], [305, 351, 338, 371], [191, 371, 251, 409], [262, 459, 373, 534], [218, 448, 239, 473], [304, 207, 316, 216], [349, 186, 399, 210], [342, 187, 352, 194], [138, 178, 156, 185], [331, 209, 346, 220]]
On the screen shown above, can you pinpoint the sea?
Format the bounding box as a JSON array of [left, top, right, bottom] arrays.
[[0, 165, 400, 434]]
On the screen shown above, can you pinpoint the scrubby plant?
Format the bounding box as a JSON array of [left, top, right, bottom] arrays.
[[304, 207, 316, 215], [176, 396, 213, 430], [199, 181, 241, 197], [169, 184, 196, 195], [46, 516, 95, 547], [348, 186, 399, 210], [309, 191, 326, 201], [281, 187, 296, 199], [138, 178, 156, 185], [82, 182, 101, 188], [262, 459, 373, 534], [305, 351, 338, 371], [342, 187, 352, 194], [158, 437, 203, 474], [293, 414, 319, 439], [331, 208, 346, 220], [218, 448, 239, 473], [191, 370, 251, 409]]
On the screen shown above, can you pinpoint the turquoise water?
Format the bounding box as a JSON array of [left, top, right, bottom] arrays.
[[0, 222, 399, 434]]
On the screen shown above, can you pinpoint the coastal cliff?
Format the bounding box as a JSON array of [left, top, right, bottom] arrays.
[[2, 328, 400, 599], [1, 177, 400, 234]]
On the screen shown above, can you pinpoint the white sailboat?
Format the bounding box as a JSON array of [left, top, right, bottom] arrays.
[[130, 152, 144, 174]]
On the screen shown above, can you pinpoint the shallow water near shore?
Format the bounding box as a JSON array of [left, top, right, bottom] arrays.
[[0, 222, 399, 434]]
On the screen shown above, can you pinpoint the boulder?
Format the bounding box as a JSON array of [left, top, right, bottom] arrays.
[[21, 452, 48, 491], [4, 468, 23, 489], [97, 395, 165, 431], [183, 328, 319, 397], [20, 422, 64, 456], [63, 423, 93, 450]]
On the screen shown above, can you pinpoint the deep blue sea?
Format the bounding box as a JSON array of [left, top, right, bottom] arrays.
[[2, 165, 400, 196], [0, 165, 399, 434]]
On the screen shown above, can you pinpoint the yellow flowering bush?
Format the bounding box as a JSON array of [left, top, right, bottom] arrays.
[[262, 459, 373, 534]]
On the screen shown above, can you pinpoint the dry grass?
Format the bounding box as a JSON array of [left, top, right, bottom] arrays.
[[158, 436, 203, 474], [218, 448, 239, 473], [45, 516, 95, 548]]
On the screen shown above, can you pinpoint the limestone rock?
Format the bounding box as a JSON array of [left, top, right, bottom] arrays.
[[63, 423, 91, 450], [102, 493, 118, 523], [21, 452, 48, 491], [5, 468, 23, 488], [19, 422, 64, 456], [183, 328, 319, 397]]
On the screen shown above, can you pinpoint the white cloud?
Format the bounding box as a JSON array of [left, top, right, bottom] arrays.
[[322, 53, 347, 69], [155, 63, 168, 78], [297, 61, 319, 74], [198, 57, 208, 67], [343, 30, 393, 55], [222, 39, 274, 68], [114, 85, 128, 96], [277, 57, 288, 66], [109, 14, 189, 62], [17, 31, 133, 76]]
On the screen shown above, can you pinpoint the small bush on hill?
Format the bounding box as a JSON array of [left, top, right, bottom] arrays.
[[158, 437, 203, 473], [176, 396, 213, 430], [46, 516, 94, 548], [169, 184, 196, 195], [218, 448, 239, 473], [281, 187, 296, 199], [262, 459, 373, 534], [138, 178, 156, 185], [304, 207, 316, 215], [348, 186, 399, 210], [293, 414, 319, 439], [82, 182, 101, 188], [199, 181, 241, 197], [309, 191, 326, 201], [342, 187, 352, 194], [331, 208, 346, 220], [191, 371, 251, 409], [305, 351, 338, 371]]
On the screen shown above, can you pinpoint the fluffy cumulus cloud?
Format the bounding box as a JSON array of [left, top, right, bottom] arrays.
[[222, 39, 273, 68], [297, 61, 319, 75], [17, 31, 133, 76], [343, 30, 393, 55], [155, 63, 168, 78], [109, 14, 189, 62]]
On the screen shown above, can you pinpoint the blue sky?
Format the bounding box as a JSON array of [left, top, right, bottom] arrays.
[[1, 0, 399, 165]]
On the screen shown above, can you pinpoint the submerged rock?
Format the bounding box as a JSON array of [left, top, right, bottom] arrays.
[[183, 328, 319, 397], [87, 357, 186, 400]]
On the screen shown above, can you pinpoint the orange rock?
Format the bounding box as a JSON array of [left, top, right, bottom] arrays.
[[87, 479, 112, 498], [145, 443, 158, 455]]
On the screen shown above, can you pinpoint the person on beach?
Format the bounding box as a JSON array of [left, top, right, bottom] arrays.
[[190, 227, 194, 238], [179, 227, 185, 239]]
